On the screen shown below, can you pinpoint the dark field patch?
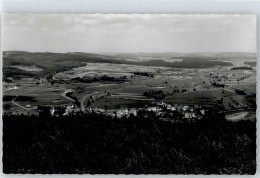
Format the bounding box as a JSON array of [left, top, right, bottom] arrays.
[[3, 103, 12, 110], [91, 97, 153, 109], [15, 96, 36, 102], [231, 66, 253, 70], [3, 95, 17, 101], [164, 90, 222, 105]]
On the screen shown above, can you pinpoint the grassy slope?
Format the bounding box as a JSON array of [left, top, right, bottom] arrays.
[[3, 51, 234, 79]]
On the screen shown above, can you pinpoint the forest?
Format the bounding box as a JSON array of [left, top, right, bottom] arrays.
[[3, 111, 256, 174]]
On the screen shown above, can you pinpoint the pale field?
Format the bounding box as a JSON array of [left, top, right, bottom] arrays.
[[225, 111, 256, 121], [54, 63, 177, 80], [9, 65, 43, 72]]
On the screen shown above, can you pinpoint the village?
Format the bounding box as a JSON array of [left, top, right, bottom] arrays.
[[35, 98, 209, 124]]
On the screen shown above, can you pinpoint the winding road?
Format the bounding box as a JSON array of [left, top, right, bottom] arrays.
[[81, 92, 99, 111], [61, 91, 75, 102], [4, 86, 30, 111], [60, 90, 99, 111], [12, 95, 31, 111]]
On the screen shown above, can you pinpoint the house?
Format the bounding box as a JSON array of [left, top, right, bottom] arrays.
[[98, 108, 105, 113], [148, 107, 157, 112], [129, 109, 137, 116], [183, 105, 189, 111], [184, 112, 193, 119], [106, 111, 115, 117], [200, 109, 205, 115], [116, 110, 124, 118], [166, 105, 172, 110], [171, 107, 177, 111], [123, 109, 131, 117], [65, 105, 73, 114], [26, 104, 31, 108], [32, 106, 38, 110]]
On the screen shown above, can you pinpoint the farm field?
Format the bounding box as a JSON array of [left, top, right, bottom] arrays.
[[2, 51, 256, 122], [163, 89, 223, 106]]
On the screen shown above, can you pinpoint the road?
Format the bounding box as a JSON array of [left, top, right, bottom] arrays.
[[8, 86, 33, 111], [61, 91, 75, 102], [12, 95, 30, 111], [81, 92, 99, 111]]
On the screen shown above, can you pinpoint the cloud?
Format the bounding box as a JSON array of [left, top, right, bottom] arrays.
[[3, 14, 256, 53]]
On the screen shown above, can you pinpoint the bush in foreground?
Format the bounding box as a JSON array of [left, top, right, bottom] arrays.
[[3, 113, 256, 174]]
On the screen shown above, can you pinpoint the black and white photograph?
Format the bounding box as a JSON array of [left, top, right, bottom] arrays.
[[2, 14, 257, 174]]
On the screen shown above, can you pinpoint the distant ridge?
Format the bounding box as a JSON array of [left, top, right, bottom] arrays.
[[3, 51, 237, 70]]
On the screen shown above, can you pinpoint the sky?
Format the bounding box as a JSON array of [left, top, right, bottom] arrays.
[[3, 14, 256, 53]]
